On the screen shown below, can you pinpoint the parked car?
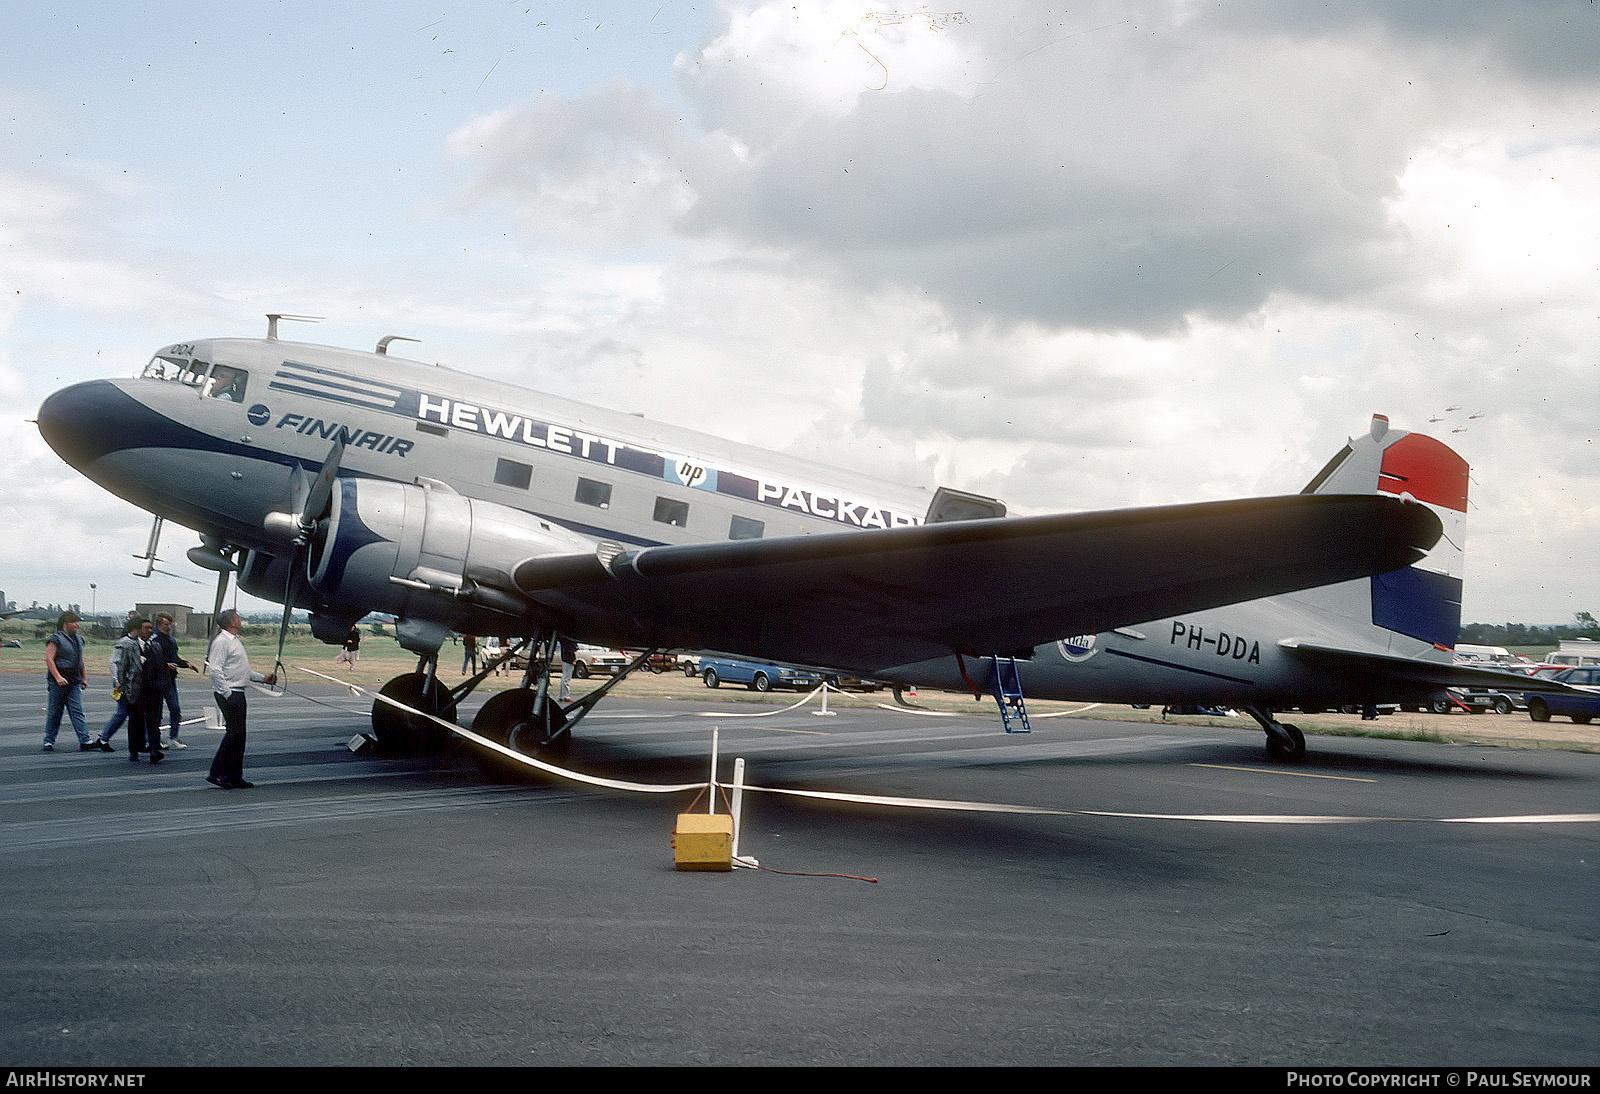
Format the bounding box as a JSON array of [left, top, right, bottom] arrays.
[[1526, 667, 1600, 725], [572, 646, 630, 678], [487, 642, 629, 678], [1451, 688, 1522, 715], [700, 656, 824, 692], [621, 650, 680, 674]]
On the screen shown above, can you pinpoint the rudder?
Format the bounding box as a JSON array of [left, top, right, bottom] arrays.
[[1300, 415, 1468, 653]]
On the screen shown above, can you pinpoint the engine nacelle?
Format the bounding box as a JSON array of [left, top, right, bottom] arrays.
[[305, 478, 600, 621]]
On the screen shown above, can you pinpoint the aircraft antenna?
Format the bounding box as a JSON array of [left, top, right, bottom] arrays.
[[376, 335, 420, 355], [265, 313, 324, 341]]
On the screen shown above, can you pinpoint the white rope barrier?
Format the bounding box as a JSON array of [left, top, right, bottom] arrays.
[[274, 664, 1600, 827]]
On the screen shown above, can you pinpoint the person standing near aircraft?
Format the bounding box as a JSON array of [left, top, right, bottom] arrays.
[[461, 633, 479, 676], [557, 635, 577, 703], [132, 622, 167, 765], [43, 611, 94, 752], [334, 624, 361, 669], [96, 617, 149, 754], [206, 609, 275, 789], [152, 611, 196, 749]]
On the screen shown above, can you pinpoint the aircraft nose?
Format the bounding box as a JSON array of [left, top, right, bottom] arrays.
[[37, 379, 135, 470]]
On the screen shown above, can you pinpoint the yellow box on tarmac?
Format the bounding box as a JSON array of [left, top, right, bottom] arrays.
[[673, 813, 734, 871]]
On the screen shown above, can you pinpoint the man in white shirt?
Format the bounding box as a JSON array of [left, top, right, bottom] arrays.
[[206, 609, 276, 789]]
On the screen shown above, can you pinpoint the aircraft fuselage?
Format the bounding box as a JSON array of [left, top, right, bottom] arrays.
[[38, 337, 938, 564], [878, 589, 1449, 710]]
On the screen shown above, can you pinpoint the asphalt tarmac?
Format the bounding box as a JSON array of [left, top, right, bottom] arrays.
[[2, 674, 1596, 1066]]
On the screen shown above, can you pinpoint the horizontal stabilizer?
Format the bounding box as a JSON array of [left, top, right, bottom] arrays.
[[1280, 641, 1581, 694]]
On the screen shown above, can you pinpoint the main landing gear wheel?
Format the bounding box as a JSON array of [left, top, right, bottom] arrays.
[[470, 689, 570, 780], [1264, 722, 1306, 762], [372, 673, 457, 754]]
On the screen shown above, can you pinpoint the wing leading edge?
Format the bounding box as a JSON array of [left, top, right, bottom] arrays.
[[515, 494, 1442, 674]]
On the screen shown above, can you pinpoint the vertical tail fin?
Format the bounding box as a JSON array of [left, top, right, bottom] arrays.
[[1300, 415, 1468, 652]]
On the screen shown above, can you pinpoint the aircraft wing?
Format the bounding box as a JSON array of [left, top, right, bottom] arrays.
[[1279, 642, 1582, 694], [517, 494, 1441, 674]]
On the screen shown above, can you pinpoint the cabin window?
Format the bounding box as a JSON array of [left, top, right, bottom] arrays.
[[729, 515, 764, 540], [575, 478, 612, 509], [494, 459, 532, 490], [653, 497, 689, 528], [204, 364, 248, 402]]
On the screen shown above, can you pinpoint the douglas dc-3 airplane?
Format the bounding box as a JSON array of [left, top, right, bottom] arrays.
[[39, 317, 1471, 766]]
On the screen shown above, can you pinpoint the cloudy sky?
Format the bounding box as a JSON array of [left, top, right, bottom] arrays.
[[3, 1, 1596, 624]]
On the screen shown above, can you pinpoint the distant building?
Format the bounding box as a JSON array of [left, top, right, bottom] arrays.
[[136, 603, 207, 639]]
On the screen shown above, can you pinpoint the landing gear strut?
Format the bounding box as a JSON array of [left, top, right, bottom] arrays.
[[371, 635, 531, 756], [467, 634, 659, 780], [370, 632, 661, 772], [372, 656, 457, 754], [471, 688, 569, 779], [1243, 704, 1306, 762]]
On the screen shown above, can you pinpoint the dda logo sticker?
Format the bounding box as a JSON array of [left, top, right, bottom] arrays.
[[1057, 634, 1098, 662]]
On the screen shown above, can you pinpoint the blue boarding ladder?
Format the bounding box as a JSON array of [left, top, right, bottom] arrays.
[[989, 656, 1033, 734]]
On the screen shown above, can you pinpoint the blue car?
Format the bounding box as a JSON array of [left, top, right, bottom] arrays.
[[700, 656, 824, 692], [1526, 667, 1600, 724]]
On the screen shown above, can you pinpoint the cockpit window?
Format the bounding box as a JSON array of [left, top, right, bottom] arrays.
[[204, 364, 248, 402], [142, 355, 211, 388]]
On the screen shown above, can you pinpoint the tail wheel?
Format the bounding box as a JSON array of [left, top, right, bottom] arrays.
[[1264, 722, 1306, 762], [372, 673, 457, 754], [470, 689, 569, 780]]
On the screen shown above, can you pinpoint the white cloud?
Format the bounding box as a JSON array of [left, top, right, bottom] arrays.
[[1391, 137, 1600, 308], [447, 81, 697, 246]]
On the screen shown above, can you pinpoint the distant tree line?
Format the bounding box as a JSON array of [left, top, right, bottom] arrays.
[[1460, 612, 1600, 647]]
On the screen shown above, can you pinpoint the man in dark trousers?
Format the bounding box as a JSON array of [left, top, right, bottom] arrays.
[[206, 610, 275, 789], [152, 611, 197, 749], [132, 619, 167, 765]]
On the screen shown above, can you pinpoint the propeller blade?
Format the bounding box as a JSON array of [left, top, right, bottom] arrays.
[[286, 464, 312, 524], [300, 436, 346, 534], [274, 568, 294, 682], [205, 557, 232, 659]]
